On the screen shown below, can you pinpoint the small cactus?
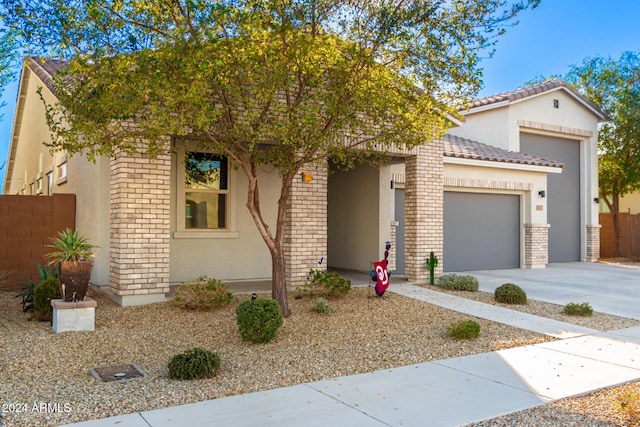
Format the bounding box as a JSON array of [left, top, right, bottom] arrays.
[[425, 251, 439, 285]]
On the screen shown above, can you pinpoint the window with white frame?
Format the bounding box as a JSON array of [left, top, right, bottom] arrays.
[[184, 152, 229, 230], [57, 161, 67, 183], [46, 171, 53, 195]]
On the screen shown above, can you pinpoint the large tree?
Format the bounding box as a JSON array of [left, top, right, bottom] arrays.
[[565, 52, 640, 257], [1, 0, 537, 316]]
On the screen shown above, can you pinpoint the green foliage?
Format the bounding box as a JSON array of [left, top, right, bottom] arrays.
[[301, 269, 351, 298], [310, 297, 334, 314], [33, 277, 61, 321], [436, 274, 479, 292], [447, 319, 481, 340], [1, 0, 537, 318], [236, 299, 283, 344], [15, 264, 57, 312], [167, 347, 221, 380], [494, 283, 527, 305], [614, 390, 640, 426], [45, 228, 97, 264], [564, 52, 640, 256], [563, 302, 593, 316], [173, 276, 233, 311]]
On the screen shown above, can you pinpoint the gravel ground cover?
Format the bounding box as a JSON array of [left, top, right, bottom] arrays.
[[1, 277, 639, 427]]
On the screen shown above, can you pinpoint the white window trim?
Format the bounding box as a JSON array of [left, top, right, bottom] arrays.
[[174, 143, 238, 239], [56, 154, 68, 185]]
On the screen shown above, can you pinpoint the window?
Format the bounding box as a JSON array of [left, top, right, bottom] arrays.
[[36, 177, 43, 195], [46, 172, 53, 195], [58, 161, 67, 181], [184, 152, 229, 230]]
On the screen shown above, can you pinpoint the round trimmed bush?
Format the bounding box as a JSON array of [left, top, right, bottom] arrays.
[[168, 347, 221, 380], [436, 274, 479, 292], [33, 277, 61, 321], [236, 299, 284, 343], [447, 319, 481, 340], [494, 283, 527, 305]]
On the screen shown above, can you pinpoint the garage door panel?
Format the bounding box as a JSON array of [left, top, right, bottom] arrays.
[[444, 192, 520, 272], [521, 133, 580, 262]]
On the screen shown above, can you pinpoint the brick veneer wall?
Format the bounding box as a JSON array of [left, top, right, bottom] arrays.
[[405, 142, 443, 281], [284, 162, 328, 287], [109, 151, 171, 304], [586, 224, 601, 262], [0, 194, 75, 290], [524, 224, 549, 268]]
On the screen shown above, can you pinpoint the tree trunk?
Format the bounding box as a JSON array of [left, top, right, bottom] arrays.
[[270, 244, 291, 318], [239, 157, 294, 318], [612, 194, 624, 257]]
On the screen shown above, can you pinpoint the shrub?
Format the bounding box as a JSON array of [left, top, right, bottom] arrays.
[[236, 299, 283, 343], [435, 274, 479, 292], [33, 277, 61, 321], [563, 302, 593, 316], [301, 269, 351, 298], [447, 319, 481, 340], [173, 276, 233, 311], [310, 297, 334, 314], [15, 265, 57, 312], [614, 390, 640, 426], [494, 283, 527, 305], [168, 347, 221, 380]]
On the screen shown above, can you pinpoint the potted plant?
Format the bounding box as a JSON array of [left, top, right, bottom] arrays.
[[45, 228, 97, 302]]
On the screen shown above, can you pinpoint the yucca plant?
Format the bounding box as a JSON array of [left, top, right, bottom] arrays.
[[45, 229, 97, 302], [45, 228, 97, 264]]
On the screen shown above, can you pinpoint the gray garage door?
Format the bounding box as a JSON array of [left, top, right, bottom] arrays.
[[521, 133, 580, 262], [444, 192, 520, 272]]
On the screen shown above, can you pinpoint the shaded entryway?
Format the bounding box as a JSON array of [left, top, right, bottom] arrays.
[[443, 192, 520, 272]]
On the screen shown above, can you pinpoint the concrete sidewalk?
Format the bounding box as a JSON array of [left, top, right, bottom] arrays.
[[62, 283, 640, 427]]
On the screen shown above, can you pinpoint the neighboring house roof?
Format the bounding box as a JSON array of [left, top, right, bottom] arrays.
[[444, 134, 564, 169], [461, 79, 610, 121]]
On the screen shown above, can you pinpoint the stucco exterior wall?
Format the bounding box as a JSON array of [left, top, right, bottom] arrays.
[[328, 163, 380, 271], [449, 88, 601, 263], [3, 66, 111, 285], [169, 155, 279, 283]]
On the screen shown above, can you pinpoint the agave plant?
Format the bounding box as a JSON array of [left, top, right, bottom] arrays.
[[45, 228, 97, 264]]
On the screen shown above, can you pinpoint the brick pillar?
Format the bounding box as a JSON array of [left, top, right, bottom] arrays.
[[524, 224, 549, 268], [405, 143, 443, 282], [109, 151, 171, 306], [586, 224, 601, 262], [284, 162, 328, 288], [388, 221, 398, 272]]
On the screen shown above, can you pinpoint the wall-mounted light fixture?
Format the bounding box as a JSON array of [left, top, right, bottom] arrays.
[[594, 197, 600, 203], [301, 172, 313, 183], [538, 190, 546, 198], [390, 180, 394, 189]]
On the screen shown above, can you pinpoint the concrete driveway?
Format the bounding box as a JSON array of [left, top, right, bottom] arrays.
[[460, 262, 640, 320]]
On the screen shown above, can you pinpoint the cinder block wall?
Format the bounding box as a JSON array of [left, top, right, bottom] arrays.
[[0, 194, 76, 290]]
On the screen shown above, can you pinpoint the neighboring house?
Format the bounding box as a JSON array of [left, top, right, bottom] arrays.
[[3, 58, 606, 306]]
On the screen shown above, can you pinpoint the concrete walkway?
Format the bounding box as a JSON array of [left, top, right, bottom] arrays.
[[64, 277, 640, 427]]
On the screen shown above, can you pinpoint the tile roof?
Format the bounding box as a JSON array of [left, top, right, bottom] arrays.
[[25, 56, 68, 94], [463, 79, 609, 120], [444, 134, 564, 169]]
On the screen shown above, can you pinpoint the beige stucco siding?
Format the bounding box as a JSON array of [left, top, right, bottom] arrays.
[[4, 66, 111, 285], [169, 160, 279, 283], [328, 163, 381, 271]]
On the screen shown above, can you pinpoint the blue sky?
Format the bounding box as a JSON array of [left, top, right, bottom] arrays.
[[1, 0, 639, 189]]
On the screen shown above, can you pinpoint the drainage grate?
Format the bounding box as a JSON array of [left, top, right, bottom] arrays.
[[90, 364, 147, 383]]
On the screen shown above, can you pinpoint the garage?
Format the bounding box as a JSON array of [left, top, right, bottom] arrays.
[[520, 133, 581, 262], [444, 192, 520, 272]]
